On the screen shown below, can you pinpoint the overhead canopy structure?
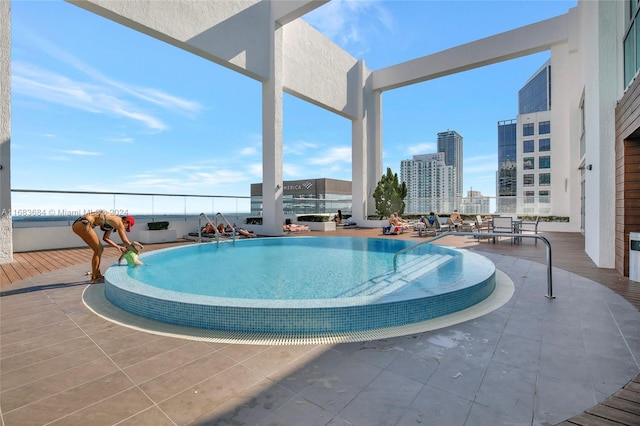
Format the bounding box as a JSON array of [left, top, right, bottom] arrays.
[[9, 1, 624, 274]]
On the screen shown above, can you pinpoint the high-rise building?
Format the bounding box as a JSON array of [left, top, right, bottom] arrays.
[[437, 130, 463, 203], [497, 119, 517, 213], [516, 60, 552, 215], [400, 153, 456, 214], [519, 61, 551, 114]]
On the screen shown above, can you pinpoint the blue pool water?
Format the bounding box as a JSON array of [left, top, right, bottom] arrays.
[[104, 237, 496, 335]]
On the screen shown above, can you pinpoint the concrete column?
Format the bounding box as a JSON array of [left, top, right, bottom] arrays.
[[261, 18, 284, 236], [0, 0, 12, 264], [351, 60, 382, 224], [367, 89, 383, 218], [351, 60, 366, 225]]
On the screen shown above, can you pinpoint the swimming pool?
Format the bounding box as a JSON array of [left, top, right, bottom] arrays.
[[104, 237, 496, 335]]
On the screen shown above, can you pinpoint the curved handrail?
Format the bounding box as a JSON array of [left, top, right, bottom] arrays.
[[198, 213, 219, 244], [198, 212, 237, 244], [393, 231, 555, 299], [215, 212, 237, 240]]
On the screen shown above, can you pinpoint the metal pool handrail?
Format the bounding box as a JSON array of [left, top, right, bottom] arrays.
[[393, 231, 555, 299], [198, 212, 236, 245]]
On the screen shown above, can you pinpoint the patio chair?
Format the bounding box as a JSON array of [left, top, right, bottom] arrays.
[[491, 216, 514, 245], [441, 217, 455, 232], [415, 219, 439, 236], [520, 216, 540, 245], [458, 220, 475, 232], [474, 215, 491, 240], [427, 215, 441, 234]]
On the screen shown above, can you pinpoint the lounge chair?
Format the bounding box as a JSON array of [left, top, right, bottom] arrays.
[[415, 221, 438, 237], [186, 230, 220, 242], [414, 221, 428, 236], [441, 217, 454, 232], [413, 215, 440, 236], [283, 223, 310, 233], [474, 215, 491, 240], [337, 217, 357, 228], [382, 224, 404, 235]]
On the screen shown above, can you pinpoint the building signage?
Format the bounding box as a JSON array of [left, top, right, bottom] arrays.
[[283, 181, 314, 193]]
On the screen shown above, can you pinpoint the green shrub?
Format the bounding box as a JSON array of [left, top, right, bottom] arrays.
[[147, 221, 169, 230], [246, 217, 262, 225], [297, 215, 329, 222], [372, 167, 407, 219], [517, 216, 569, 222]]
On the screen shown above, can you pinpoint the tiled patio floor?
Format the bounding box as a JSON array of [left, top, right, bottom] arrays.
[[1, 229, 639, 425]]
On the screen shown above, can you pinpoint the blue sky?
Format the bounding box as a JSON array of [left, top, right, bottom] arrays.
[[10, 0, 576, 215]]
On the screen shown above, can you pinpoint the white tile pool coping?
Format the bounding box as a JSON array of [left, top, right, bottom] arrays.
[[83, 269, 514, 345]]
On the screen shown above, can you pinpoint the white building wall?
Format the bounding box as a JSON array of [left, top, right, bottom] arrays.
[[549, 46, 569, 219], [516, 110, 552, 215], [573, 0, 621, 268], [549, 40, 580, 224], [0, 0, 11, 263]]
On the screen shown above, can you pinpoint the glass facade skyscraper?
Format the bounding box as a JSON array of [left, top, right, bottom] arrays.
[[518, 62, 551, 114], [497, 119, 517, 213], [436, 130, 463, 202]]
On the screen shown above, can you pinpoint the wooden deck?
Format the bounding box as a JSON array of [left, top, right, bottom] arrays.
[[1, 241, 193, 287], [1, 230, 639, 425]]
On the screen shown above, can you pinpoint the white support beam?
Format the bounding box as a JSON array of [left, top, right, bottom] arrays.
[[271, 0, 329, 26], [373, 14, 569, 92]]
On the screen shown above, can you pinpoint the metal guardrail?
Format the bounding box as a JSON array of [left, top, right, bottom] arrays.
[[10, 189, 251, 221], [393, 231, 555, 299]]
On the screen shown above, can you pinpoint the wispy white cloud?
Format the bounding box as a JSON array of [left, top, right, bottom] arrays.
[[27, 30, 204, 116], [284, 140, 318, 156], [305, 0, 393, 54], [308, 147, 351, 165], [13, 30, 203, 132], [129, 166, 250, 192], [240, 146, 259, 156], [104, 137, 135, 144], [191, 170, 248, 185], [406, 142, 437, 155], [59, 149, 102, 156], [123, 87, 202, 116], [44, 149, 100, 162], [283, 163, 305, 178], [247, 163, 263, 178], [12, 63, 169, 132]]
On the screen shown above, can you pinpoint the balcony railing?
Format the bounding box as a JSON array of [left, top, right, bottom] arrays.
[[9, 190, 553, 225], [9, 189, 251, 226]]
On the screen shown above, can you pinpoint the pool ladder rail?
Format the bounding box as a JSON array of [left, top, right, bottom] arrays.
[[393, 231, 555, 299], [198, 212, 236, 245]]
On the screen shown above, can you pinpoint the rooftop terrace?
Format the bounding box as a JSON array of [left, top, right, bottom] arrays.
[[1, 229, 638, 425]]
